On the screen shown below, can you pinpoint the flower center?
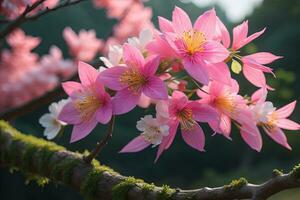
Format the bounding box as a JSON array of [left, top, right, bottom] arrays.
[[177, 107, 197, 131], [182, 30, 206, 56], [120, 68, 146, 93], [214, 95, 234, 114], [74, 95, 102, 121]]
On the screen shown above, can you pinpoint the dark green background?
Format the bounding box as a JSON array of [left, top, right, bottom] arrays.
[[1, 0, 300, 199]]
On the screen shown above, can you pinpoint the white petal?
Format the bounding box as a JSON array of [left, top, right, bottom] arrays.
[[44, 125, 61, 140], [39, 114, 54, 127]]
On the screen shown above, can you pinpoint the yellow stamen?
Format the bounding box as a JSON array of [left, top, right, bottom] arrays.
[[214, 95, 234, 114], [182, 30, 206, 55], [120, 68, 146, 93], [74, 95, 102, 121], [177, 108, 196, 131]]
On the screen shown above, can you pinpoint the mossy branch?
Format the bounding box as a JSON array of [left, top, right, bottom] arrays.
[[1, 120, 300, 200]]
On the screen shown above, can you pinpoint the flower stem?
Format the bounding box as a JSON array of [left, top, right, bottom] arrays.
[[83, 116, 116, 164]]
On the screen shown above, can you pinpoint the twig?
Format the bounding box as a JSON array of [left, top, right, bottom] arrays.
[[1, 120, 300, 200], [83, 116, 116, 164], [0, 0, 86, 39]]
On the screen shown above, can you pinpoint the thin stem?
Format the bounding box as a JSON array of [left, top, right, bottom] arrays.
[[83, 116, 116, 164]]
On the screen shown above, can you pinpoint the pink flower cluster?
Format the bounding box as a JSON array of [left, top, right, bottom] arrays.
[[0, 0, 58, 20], [93, 0, 154, 51], [54, 7, 299, 161], [0, 29, 75, 112]]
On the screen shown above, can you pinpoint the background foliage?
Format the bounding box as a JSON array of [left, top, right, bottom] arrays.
[[1, 0, 299, 199]]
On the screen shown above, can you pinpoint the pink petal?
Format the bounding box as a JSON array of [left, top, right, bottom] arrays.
[[120, 136, 151, 153], [242, 57, 274, 74], [188, 102, 219, 123], [251, 88, 267, 104], [181, 123, 205, 151], [275, 101, 297, 119], [155, 120, 179, 162], [263, 127, 292, 150], [78, 61, 99, 86], [244, 52, 282, 65], [277, 119, 300, 131], [183, 60, 209, 85], [138, 93, 152, 108], [215, 17, 230, 48], [241, 28, 266, 48], [96, 102, 113, 124], [232, 21, 248, 50], [219, 114, 232, 138], [172, 6, 192, 33], [206, 62, 231, 85], [158, 16, 174, 33], [146, 36, 177, 58], [243, 65, 267, 88], [194, 8, 217, 40], [123, 43, 145, 68], [240, 123, 262, 152], [142, 76, 168, 100], [202, 41, 229, 63], [142, 55, 160, 76], [112, 88, 140, 115], [62, 81, 82, 97], [97, 66, 127, 90], [171, 91, 189, 110], [58, 102, 81, 124], [70, 118, 98, 143]]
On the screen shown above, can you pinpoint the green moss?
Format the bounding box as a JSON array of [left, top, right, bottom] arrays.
[[272, 169, 284, 177], [157, 185, 175, 200], [50, 158, 81, 184], [224, 178, 248, 192], [25, 173, 49, 187], [292, 164, 300, 178], [112, 177, 145, 200]]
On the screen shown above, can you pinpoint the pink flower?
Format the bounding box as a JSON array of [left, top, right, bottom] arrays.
[[155, 91, 219, 161], [98, 43, 168, 115], [197, 80, 263, 151], [63, 27, 103, 62], [120, 115, 170, 153], [58, 62, 113, 143], [216, 20, 282, 89], [250, 89, 300, 150], [158, 7, 229, 84]]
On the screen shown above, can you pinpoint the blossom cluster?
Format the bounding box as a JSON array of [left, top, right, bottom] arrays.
[[41, 7, 299, 161]]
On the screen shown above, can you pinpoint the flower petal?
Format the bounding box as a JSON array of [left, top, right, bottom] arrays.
[[244, 52, 282, 65], [194, 8, 217, 40], [62, 81, 82, 97], [120, 136, 151, 153], [44, 125, 61, 140], [183, 60, 209, 85], [78, 61, 99, 86], [275, 101, 297, 119], [240, 123, 262, 152], [158, 17, 174, 33], [215, 17, 230, 48], [96, 102, 113, 124], [243, 65, 267, 88], [172, 6, 192, 34], [188, 102, 219, 123], [202, 41, 229, 63], [263, 127, 292, 150], [276, 119, 300, 130], [112, 88, 140, 115], [58, 102, 82, 124], [70, 118, 98, 143], [142, 76, 168, 100], [142, 55, 160, 76], [232, 21, 248, 50], [123, 43, 145, 68], [206, 62, 231, 85], [97, 66, 127, 90], [181, 123, 205, 151]]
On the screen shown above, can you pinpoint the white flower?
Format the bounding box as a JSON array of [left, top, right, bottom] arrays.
[[99, 45, 123, 71], [39, 99, 69, 140], [128, 29, 153, 53], [136, 115, 169, 146], [251, 101, 276, 123]]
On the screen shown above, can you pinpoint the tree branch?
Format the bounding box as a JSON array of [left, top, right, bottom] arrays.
[[0, 120, 300, 200], [0, 0, 86, 39]]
